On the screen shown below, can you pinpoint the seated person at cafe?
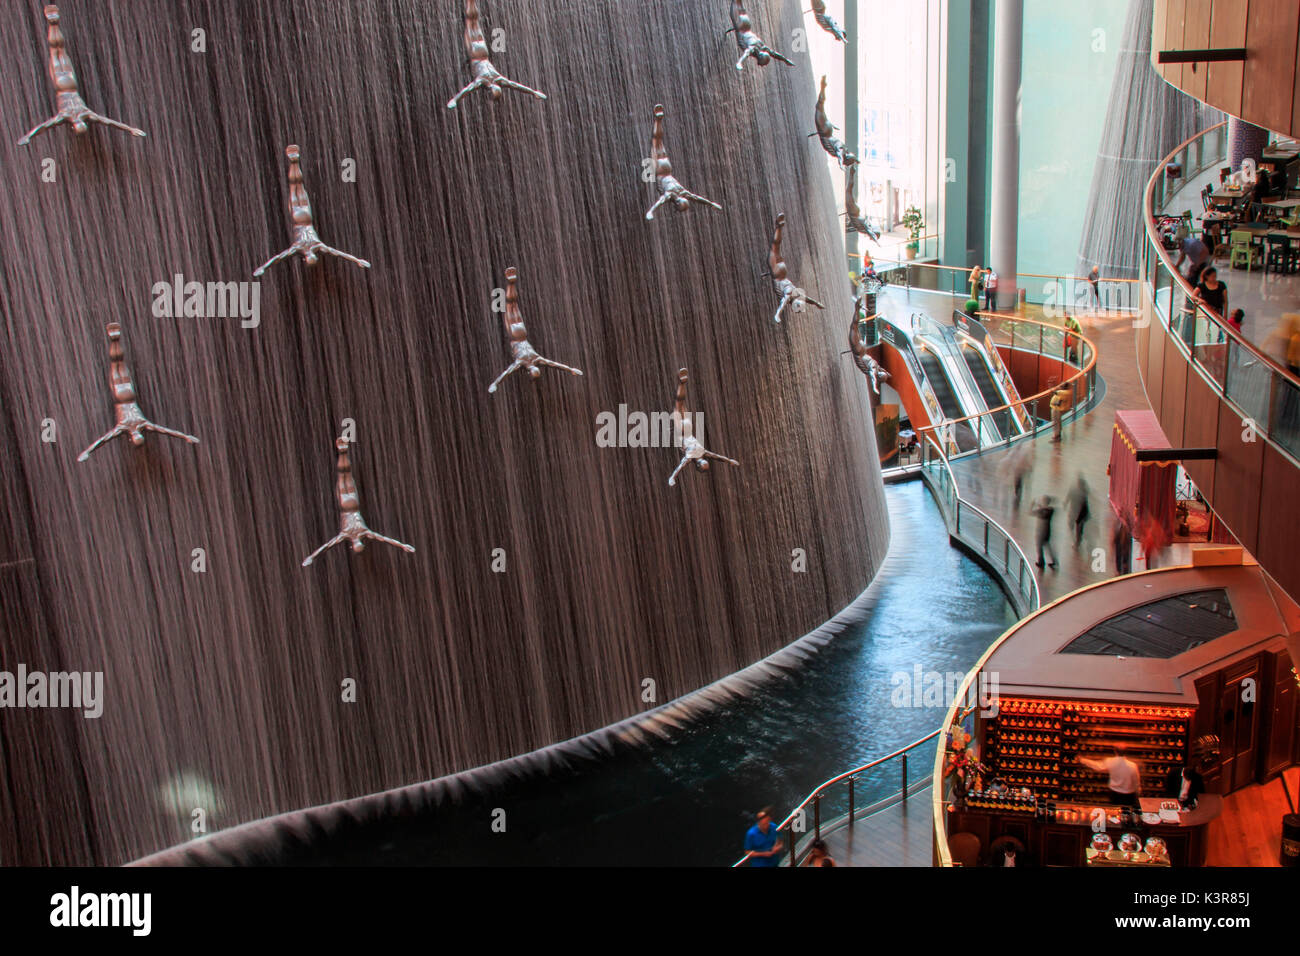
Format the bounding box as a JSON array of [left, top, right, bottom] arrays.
[[1080, 746, 1141, 808], [1164, 765, 1204, 810], [1193, 267, 1228, 319]]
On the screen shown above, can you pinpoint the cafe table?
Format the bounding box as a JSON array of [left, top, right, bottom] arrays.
[[1262, 143, 1300, 161]]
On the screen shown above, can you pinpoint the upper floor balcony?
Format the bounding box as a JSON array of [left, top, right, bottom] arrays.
[[1143, 121, 1300, 602]]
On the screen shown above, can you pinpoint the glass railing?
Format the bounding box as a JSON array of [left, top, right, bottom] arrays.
[[917, 435, 1041, 617], [873, 311, 1100, 468], [850, 255, 1139, 310], [732, 727, 946, 867], [1145, 123, 1300, 463]]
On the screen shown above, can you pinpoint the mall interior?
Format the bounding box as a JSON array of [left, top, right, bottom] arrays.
[[0, 0, 1297, 871]]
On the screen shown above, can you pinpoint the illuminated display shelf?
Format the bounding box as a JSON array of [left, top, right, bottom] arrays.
[[987, 698, 1192, 800]]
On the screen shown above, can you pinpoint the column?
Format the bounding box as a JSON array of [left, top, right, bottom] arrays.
[[1227, 116, 1269, 173], [988, 0, 1023, 309]]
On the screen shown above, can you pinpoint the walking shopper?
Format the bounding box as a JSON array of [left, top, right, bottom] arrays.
[[984, 269, 998, 311], [1066, 475, 1091, 548], [1032, 495, 1059, 569]]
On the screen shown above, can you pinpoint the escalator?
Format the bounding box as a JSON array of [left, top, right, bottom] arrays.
[[917, 348, 963, 420], [962, 345, 1005, 416], [916, 346, 979, 452]]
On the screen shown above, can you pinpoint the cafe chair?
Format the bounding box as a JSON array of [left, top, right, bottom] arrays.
[[947, 831, 981, 868], [1286, 236, 1300, 274], [1220, 166, 1232, 183], [1282, 208, 1300, 229], [1267, 235, 1290, 274], [1201, 184, 1213, 210], [1230, 230, 1261, 271]]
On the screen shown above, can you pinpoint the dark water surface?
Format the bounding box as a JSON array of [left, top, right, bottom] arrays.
[[274, 482, 1016, 865]]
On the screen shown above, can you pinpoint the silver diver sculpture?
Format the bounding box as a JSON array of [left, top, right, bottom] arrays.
[[848, 312, 890, 400], [18, 5, 146, 146], [844, 163, 879, 241], [727, 1, 794, 71], [447, 0, 547, 108], [768, 214, 824, 324], [78, 323, 199, 462], [302, 437, 415, 567], [645, 104, 721, 220], [255, 145, 371, 276], [488, 267, 584, 393], [811, 76, 856, 169], [667, 369, 739, 487], [809, 0, 848, 43]]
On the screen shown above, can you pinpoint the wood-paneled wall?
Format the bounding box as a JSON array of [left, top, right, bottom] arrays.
[[1138, 289, 1300, 601], [1154, 0, 1300, 136]]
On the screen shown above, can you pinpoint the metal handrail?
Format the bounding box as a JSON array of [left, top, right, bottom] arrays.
[[731, 729, 943, 867], [732, 436, 1042, 867], [917, 433, 1041, 615], [905, 313, 1099, 452], [1143, 121, 1300, 464], [930, 567, 1181, 866], [850, 258, 1140, 307]]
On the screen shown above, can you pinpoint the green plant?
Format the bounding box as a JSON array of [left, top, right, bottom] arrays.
[[901, 205, 925, 245]]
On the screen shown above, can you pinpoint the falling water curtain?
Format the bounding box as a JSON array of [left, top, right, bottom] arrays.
[[1075, 0, 1222, 280], [0, 1, 889, 864]]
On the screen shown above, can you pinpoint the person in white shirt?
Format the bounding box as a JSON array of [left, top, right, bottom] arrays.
[[1080, 746, 1141, 808]]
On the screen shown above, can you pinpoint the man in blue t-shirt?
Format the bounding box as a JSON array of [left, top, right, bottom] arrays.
[[744, 808, 784, 867]]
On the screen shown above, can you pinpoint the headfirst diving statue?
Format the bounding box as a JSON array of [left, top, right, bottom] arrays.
[[487, 267, 584, 393], [667, 369, 739, 487], [728, 1, 794, 71], [768, 214, 824, 324], [447, 0, 547, 108], [255, 145, 371, 276], [810, 1, 848, 43], [18, 5, 146, 145], [302, 436, 415, 567], [811, 76, 856, 169], [78, 323, 199, 462], [645, 104, 721, 220]]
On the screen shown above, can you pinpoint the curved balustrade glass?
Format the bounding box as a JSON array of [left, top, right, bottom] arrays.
[[1145, 122, 1300, 462]]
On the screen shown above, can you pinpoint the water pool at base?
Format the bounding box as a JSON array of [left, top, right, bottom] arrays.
[[268, 481, 1017, 865]]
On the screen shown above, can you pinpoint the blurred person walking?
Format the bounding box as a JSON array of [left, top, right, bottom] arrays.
[[1032, 495, 1059, 569], [1066, 475, 1091, 548]]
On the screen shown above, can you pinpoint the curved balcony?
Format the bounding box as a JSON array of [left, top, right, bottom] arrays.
[[1141, 121, 1300, 601], [1153, 0, 1300, 139]]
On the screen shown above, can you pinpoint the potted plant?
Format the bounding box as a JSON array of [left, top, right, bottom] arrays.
[[901, 205, 925, 260]]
